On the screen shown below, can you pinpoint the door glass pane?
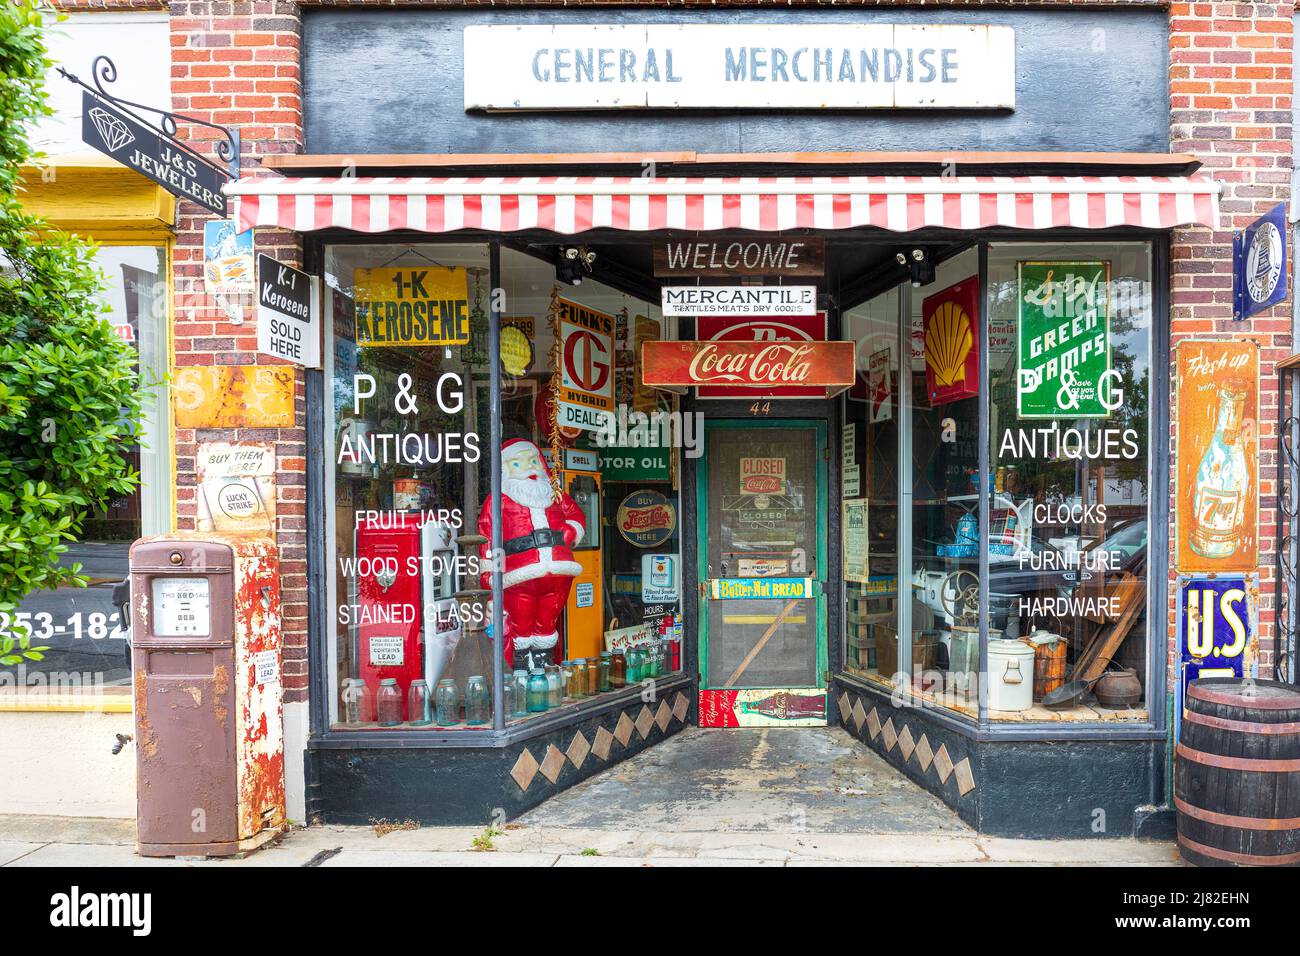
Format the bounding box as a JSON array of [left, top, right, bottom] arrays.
[[705, 427, 819, 688], [842, 286, 900, 684], [909, 248, 981, 716]]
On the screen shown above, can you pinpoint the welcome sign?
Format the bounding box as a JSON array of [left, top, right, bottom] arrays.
[[464, 24, 1015, 111]]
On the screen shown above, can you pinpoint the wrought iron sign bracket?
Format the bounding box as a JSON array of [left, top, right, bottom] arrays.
[[59, 56, 239, 213]]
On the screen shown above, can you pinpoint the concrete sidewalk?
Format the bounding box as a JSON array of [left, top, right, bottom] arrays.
[[0, 814, 1181, 867]]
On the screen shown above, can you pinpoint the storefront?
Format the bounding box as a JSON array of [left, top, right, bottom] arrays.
[[192, 2, 1282, 838]]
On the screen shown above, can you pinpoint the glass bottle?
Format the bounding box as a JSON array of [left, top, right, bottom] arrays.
[[661, 639, 674, 675], [435, 678, 460, 726], [560, 660, 574, 699], [465, 675, 490, 726], [644, 643, 659, 679], [511, 669, 529, 717], [341, 678, 375, 725], [571, 659, 588, 698], [1190, 387, 1250, 558], [611, 649, 627, 689], [587, 655, 601, 695], [527, 668, 549, 712], [545, 664, 563, 708], [626, 646, 641, 684], [407, 679, 431, 726], [376, 678, 402, 726], [598, 651, 613, 692]]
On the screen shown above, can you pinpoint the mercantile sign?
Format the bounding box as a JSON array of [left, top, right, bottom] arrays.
[[464, 24, 1016, 111]]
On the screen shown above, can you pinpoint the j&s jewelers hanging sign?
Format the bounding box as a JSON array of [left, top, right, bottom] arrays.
[[464, 24, 1015, 111]]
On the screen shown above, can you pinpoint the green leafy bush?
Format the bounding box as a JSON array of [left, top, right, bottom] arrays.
[[0, 0, 148, 645]]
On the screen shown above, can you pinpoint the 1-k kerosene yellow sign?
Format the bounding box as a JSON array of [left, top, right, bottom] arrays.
[[353, 266, 471, 347]]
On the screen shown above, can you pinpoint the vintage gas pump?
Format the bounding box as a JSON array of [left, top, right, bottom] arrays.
[[561, 450, 603, 660], [129, 534, 285, 857]]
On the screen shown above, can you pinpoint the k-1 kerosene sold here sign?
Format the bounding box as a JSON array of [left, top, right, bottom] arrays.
[[257, 254, 320, 368]]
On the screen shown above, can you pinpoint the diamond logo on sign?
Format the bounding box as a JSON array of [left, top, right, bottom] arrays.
[[88, 106, 135, 152], [1016, 261, 1112, 419]]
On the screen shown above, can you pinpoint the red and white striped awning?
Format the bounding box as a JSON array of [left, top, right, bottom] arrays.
[[226, 175, 1220, 235]]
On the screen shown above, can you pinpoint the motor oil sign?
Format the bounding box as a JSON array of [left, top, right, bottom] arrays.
[[352, 266, 471, 347], [740, 458, 786, 495], [557, 297, 615, 432]]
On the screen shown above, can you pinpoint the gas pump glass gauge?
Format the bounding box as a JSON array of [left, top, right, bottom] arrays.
[[152, 577, 211, 636], [569, 474, 600, 549], [429, 549, 455, 600]]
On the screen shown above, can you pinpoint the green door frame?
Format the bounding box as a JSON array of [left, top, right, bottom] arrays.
[[695, 418, 829, 690]]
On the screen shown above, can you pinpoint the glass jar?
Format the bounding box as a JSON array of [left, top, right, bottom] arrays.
[[510, 669, 529, 717], [611, 650, 627, 689], [545, 664, 563, 708], [598, 652, 613, 692], [527, 668, 548, 712], [435, 678, 460, 726], [407, 679, 431, 726], [465, 675, 490, 726], [341, 678, 375, 725], [661, 639, 674, 674], [629, 646, 644, 684], [377, 678, 403, 726], [560, 660, 574, 699], [587, 656, 601, 695], [571, 659, 589, 698]]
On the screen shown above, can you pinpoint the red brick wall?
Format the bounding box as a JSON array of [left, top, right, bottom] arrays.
[[168, 0, 308, 701], [1169, 1, 1293, 683]]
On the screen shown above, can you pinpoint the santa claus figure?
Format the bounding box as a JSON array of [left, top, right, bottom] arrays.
[[479, 438, 586, 669]]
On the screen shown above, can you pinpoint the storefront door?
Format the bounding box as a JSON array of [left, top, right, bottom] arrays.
[[697, 420, 828, 727]]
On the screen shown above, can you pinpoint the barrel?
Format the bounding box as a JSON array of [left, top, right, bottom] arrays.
[[1176, 678, 1300, 866]]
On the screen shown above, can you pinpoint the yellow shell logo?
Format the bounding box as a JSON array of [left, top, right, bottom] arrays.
[[924, 301, 974, 388]]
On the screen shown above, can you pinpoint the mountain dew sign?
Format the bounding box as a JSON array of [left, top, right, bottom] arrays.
[[1016, 260, 1113, 419]]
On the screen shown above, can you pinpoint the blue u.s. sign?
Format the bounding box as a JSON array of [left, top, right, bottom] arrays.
[[1174, 575, 1256, 740]]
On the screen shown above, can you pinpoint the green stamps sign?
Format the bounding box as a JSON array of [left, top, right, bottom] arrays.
[[1016, 261, 1112, 419]]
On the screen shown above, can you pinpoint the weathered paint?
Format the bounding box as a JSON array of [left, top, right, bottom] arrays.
[[129, 534, 285, 856]]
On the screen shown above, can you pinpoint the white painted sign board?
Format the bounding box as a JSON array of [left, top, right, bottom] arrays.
[[661, 285, 817, 317], [464, 24, 1015, 111]]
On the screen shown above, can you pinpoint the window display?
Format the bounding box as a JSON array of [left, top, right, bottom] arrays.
[[840, 241, 1153, 724], [325, 242, 684, 731]]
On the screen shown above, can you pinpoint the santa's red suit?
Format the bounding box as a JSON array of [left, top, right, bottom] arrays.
[[479, 439, 585, 666]]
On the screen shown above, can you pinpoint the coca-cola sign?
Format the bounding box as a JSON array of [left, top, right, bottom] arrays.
[[642, 339, 855, 398]]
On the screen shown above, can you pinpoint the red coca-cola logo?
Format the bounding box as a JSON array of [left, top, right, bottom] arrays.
[[740, 475, 783, 494]]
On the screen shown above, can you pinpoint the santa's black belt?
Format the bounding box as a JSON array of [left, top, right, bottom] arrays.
[[504, 529, 568, 555]]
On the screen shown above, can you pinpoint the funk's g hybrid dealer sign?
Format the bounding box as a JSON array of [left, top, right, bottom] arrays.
[[464, 24, 1015, 111]]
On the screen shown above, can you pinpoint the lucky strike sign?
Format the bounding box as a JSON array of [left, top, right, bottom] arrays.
[[641, 338, 855, 397]]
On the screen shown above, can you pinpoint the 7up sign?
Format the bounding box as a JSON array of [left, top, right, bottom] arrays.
[[1016, 261, 1115, 419]]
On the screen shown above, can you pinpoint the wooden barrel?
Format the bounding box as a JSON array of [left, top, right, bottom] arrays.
[[1176, 678, 1300, 866], [1032, 640, 1068, 700]]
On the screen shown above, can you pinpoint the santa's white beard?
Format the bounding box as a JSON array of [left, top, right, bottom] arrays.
[[503, 474, 556, 509]]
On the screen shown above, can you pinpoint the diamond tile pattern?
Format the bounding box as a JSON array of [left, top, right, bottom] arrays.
[[882, 717, 898, 751], [635, 705, 654, 739], [954, 757, 976, 796], [592, 725, 614, 761], [915, 734, 935, 773], [510, 748, 540, 792], [934, 744, 954, 783], [655, 699, 672, 732], [566, 731, 591, 770], [866, 707, 882, 740], [672, 692, 689, 723], [897, 725, 916, 761], [614, 711, 635, 746], [539, 744, 566, 784], [851, 697, 867, 732], [837, 692, 851, 723]]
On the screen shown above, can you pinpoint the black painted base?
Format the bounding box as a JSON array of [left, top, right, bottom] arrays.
[[306, 676, 694, 827], [832, 677, 1170, 839]]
